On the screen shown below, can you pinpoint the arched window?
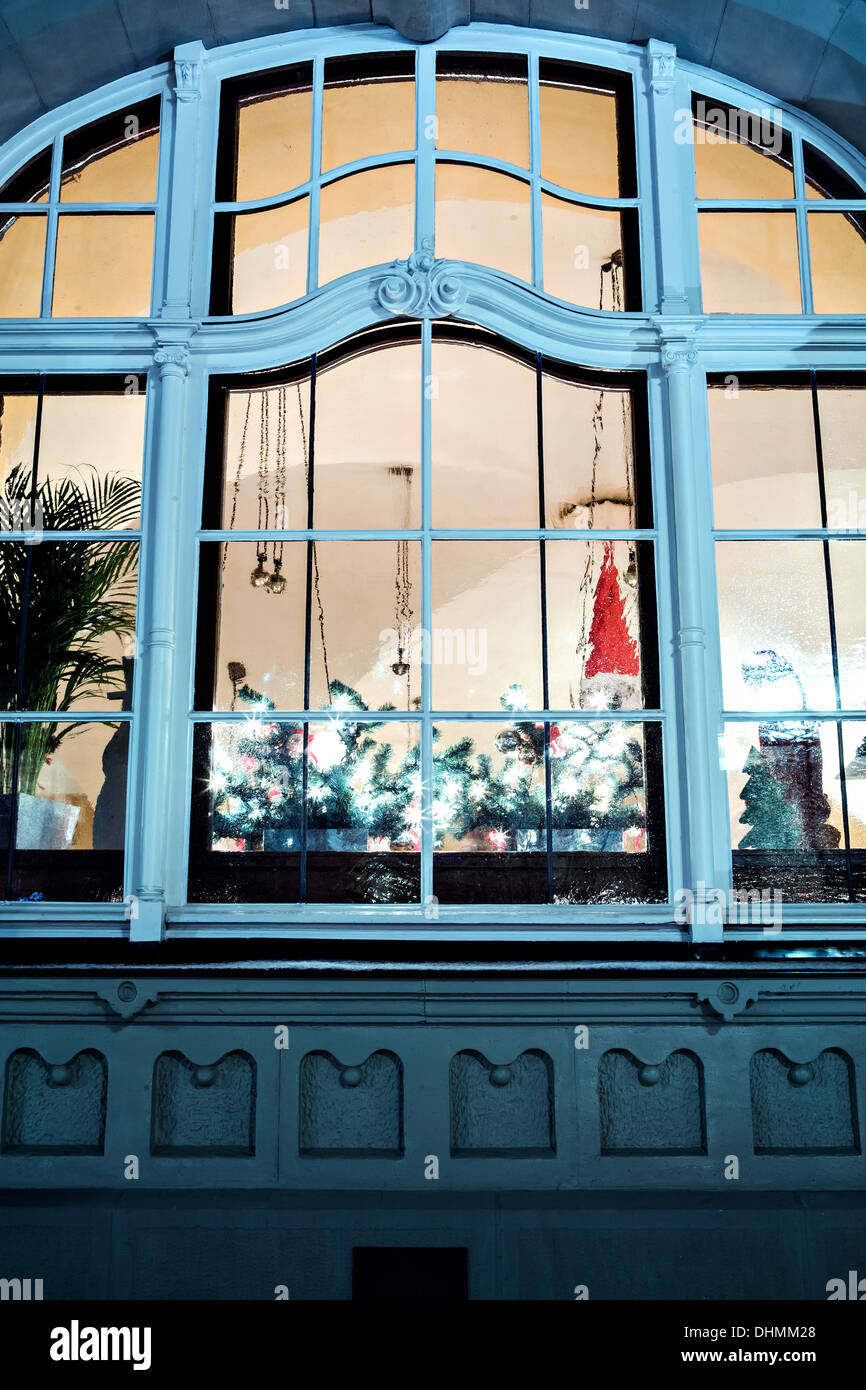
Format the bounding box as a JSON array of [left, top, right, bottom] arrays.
[[0, 28, 864, 943]]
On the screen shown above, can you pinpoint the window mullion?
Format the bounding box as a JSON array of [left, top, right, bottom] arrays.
[[420, 317, 434, 909]]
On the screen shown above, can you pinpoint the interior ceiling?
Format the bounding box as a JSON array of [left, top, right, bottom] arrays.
[[0, 0, 864, 156]]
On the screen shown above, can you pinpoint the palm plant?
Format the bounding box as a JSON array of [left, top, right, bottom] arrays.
[[0, 462, 140, 797]]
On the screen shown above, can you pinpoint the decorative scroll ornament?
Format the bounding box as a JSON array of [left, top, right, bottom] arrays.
[[153, 343, 191, 378], [376, 239, 467, 318], [647, 40, 677, 96], [697, 980, 760, 1023], [173, 58, 201, 103]]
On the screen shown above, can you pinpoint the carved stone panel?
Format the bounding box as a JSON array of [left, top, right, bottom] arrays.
[[151, 1051, 256, 1157], [599, 1049, 706, 1155], [2, 1049, 107, 1155], [450, 1050, 555, 1157], [750, 1048, 859, 1155], [299, 1051, 403, 1157]]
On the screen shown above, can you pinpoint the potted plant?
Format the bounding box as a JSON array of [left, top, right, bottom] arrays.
[[0, 462, 140, 850]]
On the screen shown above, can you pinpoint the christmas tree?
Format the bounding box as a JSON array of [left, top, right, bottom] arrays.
[[210, 679, 647, 854], [738, 745, 802, 850], [580, 540, 641, 711]]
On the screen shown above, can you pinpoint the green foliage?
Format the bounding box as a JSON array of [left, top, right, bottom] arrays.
[[0, 464, 140, 795], [738, 745, 802, 850]]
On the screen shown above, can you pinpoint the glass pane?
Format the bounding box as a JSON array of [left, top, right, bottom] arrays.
[[708, 384, 821, 529], [216, 379, 311, 531], [553, 720, 666, 903], [0, 148, 51, 203], [0, 543, 24, 711], [698, 212, 801, 313], [305, 718, 420, 903], [318, 165, 414, 285], [314, 341, 421, 528], [432, 719, 547, 904], [206, 541, 307, 712], [435, 54, 528, 167], [307, 541, 422, 712], [542, 195, 630, 308], [716, 541, 834, 710], [188, 718, 302, 903], [829, 542, 866, 709], [0, 392, 38, 495], [322, 55, 415, 171], [21, 541, 138, 711], [3, 720, 127, 902], [545, 539, 650, 711], [805, 144, 865, 200], [692, 99, 793, 198], [809, 213, 866, 314], [841, 723, 866, 899], [52, 214, 153, 316], [431, 340, 537, 528], [725, 720, 847, 902], [540, 76, 620, 196], [60, 98, 160, 202], [543, 371, 640, 529], [37, 392, 145, 524], [220, 198, 308, 314], [234, 81, 312, 201], [431, 541, 542, 709], [435, 163, 530, 282], [819, 387, 866, 529], [0, 214, 45, 317], [187, 716, 420, 904]]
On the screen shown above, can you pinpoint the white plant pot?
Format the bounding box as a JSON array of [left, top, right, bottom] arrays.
[[0, 793, 80, 850]]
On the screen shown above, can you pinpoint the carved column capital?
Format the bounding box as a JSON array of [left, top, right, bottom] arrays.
[[173, 57, 201, 103], [153, 343, 190, 378]]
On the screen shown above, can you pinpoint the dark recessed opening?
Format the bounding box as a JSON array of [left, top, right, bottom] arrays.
[[352, 1246, 469, 1301]]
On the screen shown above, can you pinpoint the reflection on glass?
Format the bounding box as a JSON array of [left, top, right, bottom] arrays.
[[52, 214, 153, 316], [0, 149, 51, 203], [540, 74, 620, 196], [305, 717, 420, 903], [308, 541, 422, 711], [223, 198, 308, 313], [699, 212, 801, 313], [725, 719, 847, 902], [209, 542, 306, 711], [432, 541, 542, 709], [322, 55, 415, 171], [805, 144, 865, 200], [818, 387, 866, 528], [542, 195, 628, 307], [543, 372, 638, 529], [809, 213, 866, 314], [2, 720, 128, 902], [716, 542, 834, 710], [435, 163, 530, 282], [0, 544, 24, 712], [319, 165, 414, 285], [60, 98, 161, 202], [709, 385, 820, 529], [21, 541, 138, 711], [435, 54, 528, 167], [315, 342, 421, 528], [431, 340, 537, 527], [234, 83, 312, 201], [829, 542, 866, 709], [692, 100, 793, 198], [0, 214, 46, 317], [545, 540, 646, 711], [218, 381, 311, 531]]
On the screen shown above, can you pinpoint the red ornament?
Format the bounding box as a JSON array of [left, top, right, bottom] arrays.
[[267, 786, 283, 802], [584, 541, 639, 677], [241, 754, 256, 772], [235, 837, 246, 851], [549, 725, 567, 758], [488, 829, 507, 852]]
